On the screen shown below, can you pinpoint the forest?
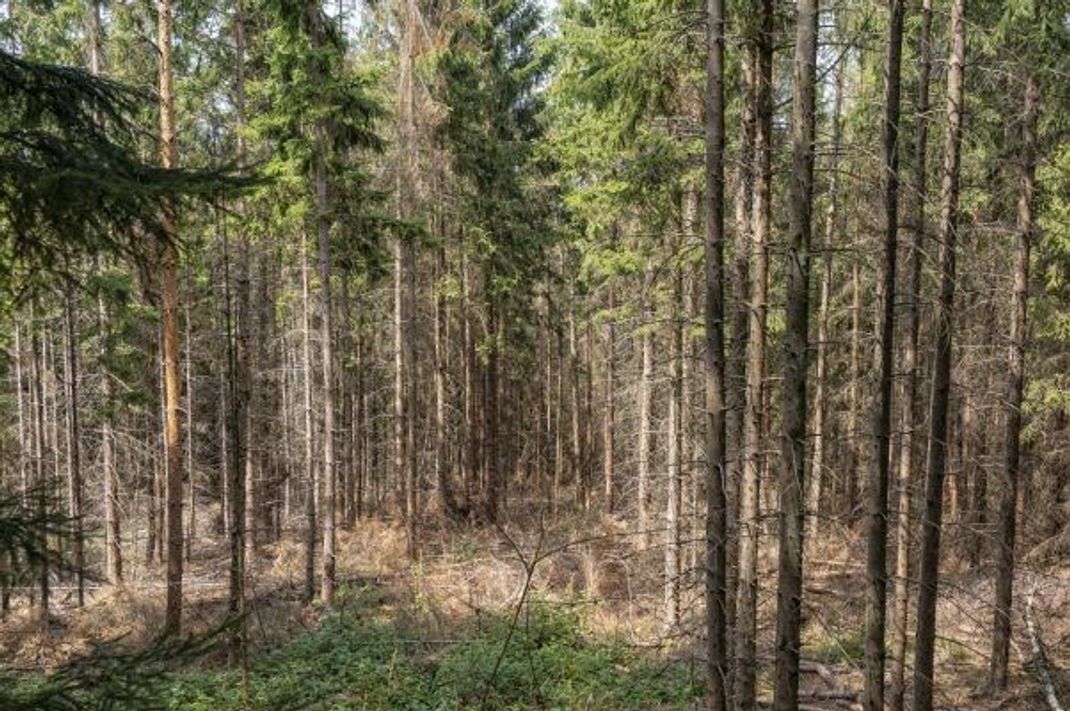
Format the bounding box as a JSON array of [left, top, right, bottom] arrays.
[[1, 0, 1069, 708]]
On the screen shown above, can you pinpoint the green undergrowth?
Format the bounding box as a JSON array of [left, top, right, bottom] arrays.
[[162, 588, 704, 710]]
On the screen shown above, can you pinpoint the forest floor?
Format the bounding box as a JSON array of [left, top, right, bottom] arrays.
[[1, 509, 1067, 709]]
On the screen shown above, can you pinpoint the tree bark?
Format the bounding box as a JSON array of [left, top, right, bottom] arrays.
[[773, 0, 818, 703], [736, 0, 772, 705], [864, 0, 905, 705], [157, 0, 184, 636], [889, 3, 932, 705], [705, 0, 729, 700], [912, 0, 967, 704], [989, 68, 1038, 690]]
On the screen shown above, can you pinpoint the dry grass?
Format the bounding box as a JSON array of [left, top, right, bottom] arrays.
[[2, 505, 1067, 710]]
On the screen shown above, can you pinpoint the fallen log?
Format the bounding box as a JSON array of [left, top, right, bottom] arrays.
[[1025, 582, 1065, 711]]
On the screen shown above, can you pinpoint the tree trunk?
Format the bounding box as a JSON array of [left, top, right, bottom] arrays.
[[912, 0, 967, 704], [736, 0, 772, 704], [301, 230, 317, 603], [889, 3, 932, 707], [157, 0, 184, 636], [773, 0, 818, 704], [705, 0, 729, 700], [63, 291, 85, 606], [807, 53, 843, 553], [989, 68, 1038, 690], [864, 0, 905, 705], [638, 278, 653, 543]]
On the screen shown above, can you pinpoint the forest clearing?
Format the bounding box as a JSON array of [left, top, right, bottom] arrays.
[[2, 0, 1070, 708]]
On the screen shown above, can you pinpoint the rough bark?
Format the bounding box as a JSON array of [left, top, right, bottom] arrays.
[[912, 0, 967, 704], [864, 0, 905, 704], [735, 0, 772, 704], [889, 2, 932, 705], [773, 0, 818, 703], [989, 69, 1038, 690], [705, 0, 729, 700], [157, 0, 184, 636]]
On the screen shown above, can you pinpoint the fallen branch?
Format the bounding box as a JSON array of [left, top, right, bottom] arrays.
[[1025, 582, 1065, 711]]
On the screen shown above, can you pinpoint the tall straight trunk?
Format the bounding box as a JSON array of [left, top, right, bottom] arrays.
[[807, 56, 843, 551], [228, 0, 249, 667], [63, 291, 84, 606], [301, 231, 316, 602], [665, 197, 690, 630], [86, 0, 121, 587], [31, 318, 48, 620], [638, 283, 653, 542], [892, 8, 933, 707], [603, 265, 616, 512], [773, 0, 818, 704], [303, 1, 337, 603], [462, 250, 478, 513], [912, 0, 966, 704], [184, 296, 194, 564], [569, 299, 583, 509], [15, 323, 28, 503], [736, 0, 771, 704], [846, 261, 861, 515], [157, 0, 184, 636], [889, 4, 931, 706], [98, 293, 122, 583], [434, 245, 456, 516], [989, 69, 1037, 690], [395, 0, 418, 556], [705, 0, 729, 700], [864, 0, 905, 705]]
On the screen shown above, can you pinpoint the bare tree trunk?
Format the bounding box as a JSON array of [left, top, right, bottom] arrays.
[[912, 0, 967, 704], [989, 68, 1038, 690], [301, 231, 316, 603], [736, 0, 771, 704], [846, 261, 861, 517], [807, 56, 843, 553], [889, 3, 932, 706], [864, 0, 905, 705], [773, 0, 818, 704], [603, 254, 616, 513], [638, 279, 653, 544], [395, 0, 419, 557], [157, 0, 184, 636], [31, 317, 49, 621], [63, 291, 85, 606], [705, 0, 729, 699], [665, 194, 692, 630]]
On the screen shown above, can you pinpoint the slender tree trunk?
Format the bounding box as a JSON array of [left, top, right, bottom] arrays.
[[184, 296, 195, 564], [705, 0, 729, 699], [98, 292, 122, 584], [889, 3, 931, 705], [773, 0, 818, 704], [807, 56, 843, 552], [63, 291, 85, 606], [989, 69, 1037, 690], [864, 0, 905, 705], [301, 231, 317, 602], [912, 0, 967, 704], [846, 261, 861, 517], [638, 282, 653, 543], [665, 196, 690, 630], [301, 0, 337, 603], [31, 317, 48, 621], [157, 0, 184, 636], [736, 0, 771, 704], [569, 298, 583, 510], [603, 253, 616, 512], [228, 0, 249, 668], [395, 0, 419, 557]]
